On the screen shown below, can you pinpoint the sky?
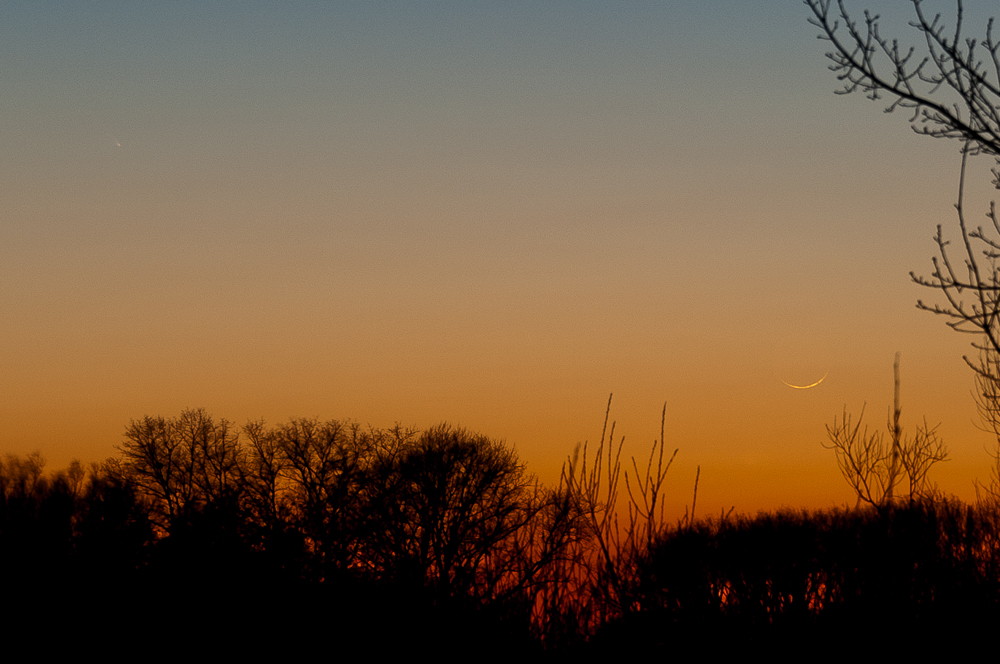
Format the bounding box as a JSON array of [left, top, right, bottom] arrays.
[[4, 0, 999, 518]]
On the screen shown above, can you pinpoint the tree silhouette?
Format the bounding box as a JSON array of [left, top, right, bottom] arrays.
[[116, 408, 242, 534], [266, 417, 390, 577], [807, 0, 1000, 154], [16, 405, 1000, 653], [824, 353, 947, 509], [553, 398, 683, 643], [363, 424, 538, 601], [808, 1, 1000, 447]]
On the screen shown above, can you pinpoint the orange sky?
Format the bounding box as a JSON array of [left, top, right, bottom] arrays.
[[3, 1, 999, 520]]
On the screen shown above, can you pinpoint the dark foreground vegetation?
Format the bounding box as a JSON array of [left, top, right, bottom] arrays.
[[4, 406, 1000, 655]]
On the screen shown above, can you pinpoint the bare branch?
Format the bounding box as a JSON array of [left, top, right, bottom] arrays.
[[806, 0, 1000, 155], [824, 355, 948, 509]]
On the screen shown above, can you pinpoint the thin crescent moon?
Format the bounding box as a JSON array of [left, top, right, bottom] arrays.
[[781, 371, 829, 390]]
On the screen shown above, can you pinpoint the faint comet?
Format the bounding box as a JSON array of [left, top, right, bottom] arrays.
[[780, 371, 829, 390], [114, 138, 121, 147]]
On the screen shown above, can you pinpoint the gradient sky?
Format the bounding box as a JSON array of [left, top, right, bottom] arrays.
[[4, 0, 999, 518]]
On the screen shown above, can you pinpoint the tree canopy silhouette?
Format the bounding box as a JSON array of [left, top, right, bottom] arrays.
[[9, 399, 1000, 654]]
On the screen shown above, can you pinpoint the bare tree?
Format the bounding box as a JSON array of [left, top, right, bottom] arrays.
[[825, 354, 948, 508], [268, 417, 382, 574], [808, 1, 1000, 484], [241, 419, 289, 529], [971, 348, 1000, 501], [118, 414, 190, 530], [117, 408, 242, 533], [556, 396, 680, 636], [807, 0, 1000, 154], [363, 424, 539, 603], [808, 0, 1000, 351], [178, 408, 243, 505]]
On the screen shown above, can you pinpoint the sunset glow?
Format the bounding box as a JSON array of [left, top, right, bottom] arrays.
[[4, 1, 998, 520]]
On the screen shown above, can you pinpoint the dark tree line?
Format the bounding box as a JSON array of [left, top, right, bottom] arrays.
[[112, 411, 588, 622], [0, 403, 684, 652], [1, 410, 600, 653], [6, 404, 1000, 654], [604, 499, 1000, 656]]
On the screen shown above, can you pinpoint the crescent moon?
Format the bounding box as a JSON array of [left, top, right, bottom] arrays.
[[781, 371, 829, 390]]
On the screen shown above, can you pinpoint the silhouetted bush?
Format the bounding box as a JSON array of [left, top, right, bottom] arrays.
[[598, 499, 1000, 654]]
